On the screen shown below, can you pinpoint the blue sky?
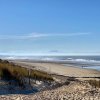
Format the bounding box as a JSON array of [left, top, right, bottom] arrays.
[[0, 0, 100, 55]]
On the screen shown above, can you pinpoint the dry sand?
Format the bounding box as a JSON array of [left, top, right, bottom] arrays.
[[0, 81, 100, 100], [11, 60, 100, 77]]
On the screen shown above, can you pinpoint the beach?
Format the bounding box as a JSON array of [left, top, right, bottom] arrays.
[[11, 60, 100, 78], [0, 59, 100, 100], [0, 81, 100, 100]]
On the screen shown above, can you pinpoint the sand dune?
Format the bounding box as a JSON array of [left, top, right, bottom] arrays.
[[0, 81, 100, 100]]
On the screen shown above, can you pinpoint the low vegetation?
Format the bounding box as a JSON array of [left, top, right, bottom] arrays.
[[0, 59, 53, 86], [88, 79, 100, 88]]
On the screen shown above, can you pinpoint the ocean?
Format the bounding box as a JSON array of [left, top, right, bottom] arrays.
[[0, 55, 100, 70]]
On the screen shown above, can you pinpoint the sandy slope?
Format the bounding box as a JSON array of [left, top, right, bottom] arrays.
[[0, 81, 100, 100], [11, 60, 100, 77]]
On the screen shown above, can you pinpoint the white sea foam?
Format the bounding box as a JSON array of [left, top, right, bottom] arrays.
[[67, 58, 94, 62], [67, 58, 100, 63]]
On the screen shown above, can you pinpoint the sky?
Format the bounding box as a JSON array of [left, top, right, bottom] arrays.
[[0, 0, 100, 55]]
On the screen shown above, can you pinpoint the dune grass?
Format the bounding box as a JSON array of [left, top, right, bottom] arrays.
[[88, 79, 100, 88], [0, 59, 53, 83]]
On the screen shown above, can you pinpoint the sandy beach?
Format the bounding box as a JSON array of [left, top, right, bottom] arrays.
[[11, 60, 100, 77], [0, 60, 100, 100]]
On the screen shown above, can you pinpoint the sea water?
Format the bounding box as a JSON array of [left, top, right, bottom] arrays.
[[84, 66, 100, 70], [1, 55, 100, 71]]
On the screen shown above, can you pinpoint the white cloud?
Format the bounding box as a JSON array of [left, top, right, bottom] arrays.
[[0, 32, 91, 40]]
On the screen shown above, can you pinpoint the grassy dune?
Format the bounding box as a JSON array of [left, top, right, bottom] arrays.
[[0, 59, 53, 83]]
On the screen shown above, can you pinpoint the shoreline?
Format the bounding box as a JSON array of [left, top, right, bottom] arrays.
[[10, 60, 100, 78]]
